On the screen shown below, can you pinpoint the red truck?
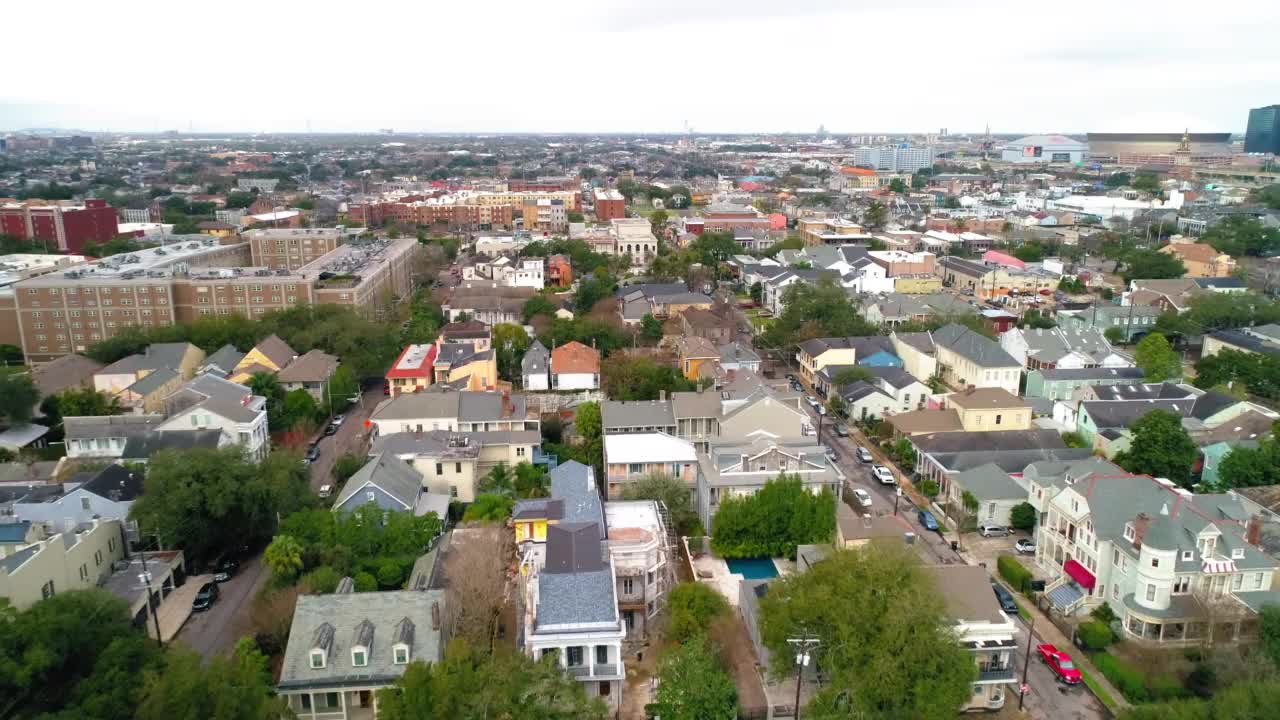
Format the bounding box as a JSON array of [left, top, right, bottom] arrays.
[[1037, 643, 1083, 685]]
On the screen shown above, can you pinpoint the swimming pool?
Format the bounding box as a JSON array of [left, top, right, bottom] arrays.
[[726, 557, 780, 580]]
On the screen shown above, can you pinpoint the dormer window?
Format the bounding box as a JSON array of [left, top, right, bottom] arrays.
[[1123, 524, 1135, 542], [1182, 550, 1193, 561], [394, 644, 410, 664], [1231, 548, 1245, 560], [352, 648, 368, 667], [310, 650, 326, 669]]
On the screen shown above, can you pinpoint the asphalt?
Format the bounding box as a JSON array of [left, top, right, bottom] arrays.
[[306, 385, 384, 493], [174, 555, 269, 661]]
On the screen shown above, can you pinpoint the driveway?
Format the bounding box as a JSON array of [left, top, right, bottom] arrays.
[[174, 555, 270, 660], [307, 385, 383, 493]]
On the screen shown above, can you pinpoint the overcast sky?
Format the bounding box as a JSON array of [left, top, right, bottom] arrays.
[[4, 0, 1278, 135]]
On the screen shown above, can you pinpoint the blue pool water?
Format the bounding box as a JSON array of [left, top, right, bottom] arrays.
[[726, 557, 779, 580]]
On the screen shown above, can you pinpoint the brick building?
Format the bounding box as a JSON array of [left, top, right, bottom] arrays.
[[593, 189, 626, 222], [0, 199, 119, 253]]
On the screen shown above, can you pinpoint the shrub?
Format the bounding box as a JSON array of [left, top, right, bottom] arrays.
[[1009, 502, 1037, 531], [463, 493, 515, 523], [919, 479, 939, 498], [1076, 621, 1114, 651], [1185, 662, 1216, 698], [377, 558, 404, 589], [1147, 673, 1188, 702], [997, 555, 1032, 592], [667, 582, 730, 644], [298, 565, 341, 594], [1094, 652, 1149, 703], [353, 571, 378, 592], [1091, 603, 1118, 624]]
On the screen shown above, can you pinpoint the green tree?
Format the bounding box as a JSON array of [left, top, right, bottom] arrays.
[[264, 534, 304, 582], [1061, 431, 1088, 448], [135, 646, 285, 720], [759, 545, 976, 717], [649, 209, 670, 234], [129, 447, 312, 562], [1216, 442, 1280, 489], [492, 323, 530, 383], [1116, 679, 1280, 720], [0, 371, 39, 424], [1134, 332, 1182, 382], [667, 582, 730, 644], [462, 493, 514, 523], [1261, 604, 1280, 667], [480, 463, 514, 496], [47, 386, 124, 417], [1010, 502, 1037, 531], [710, 474, 836, 558], [247, 372, 289, 431], [640, 313, 664, 342], [863, 201, 887, 229], [760, 276, 879, 356], [1203, 215, 1280, 258], [1114, 409, 1199, 487], [224, 191, 256, 209], [749, 281, 763, 304], [575, 401, 602, 442], [567, 210, 584, 223], [282, 388, 321, 430], [376, 640, 607, 720], [1019, 309, 1056, 329], [622, 472, 701, 535], [1105, 326, 1126, 345], [888, 178, 907, 193], [600, 354, 697, 401], [652, 635, 738, 720], [513, 461, 550, 498], [1131, 173, 1162, 193], [522, 295, 558, 322], [1120, 249, 1185, 283], [1104, 172, 1131, 188], [832, 366, 874, 387]]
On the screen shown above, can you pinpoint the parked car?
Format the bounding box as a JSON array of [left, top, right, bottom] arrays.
[[856, 446, 873, 464], [331, 413, 346, 428], [853, 488, 872, 508], [806, 396, 820, 409], [1015, 538, 1036, 554], [1037, 644, 1083, 685], [785, 374, 797, 383], [802, 424, 816, 436], [871, 465, 896, 485], [211, 554, 240, 583], [323, 423, 338, 436], [834, 422, 849, 437], [824, 446, 838, 462], [917, 509, 939, 531], [304, 444, 321, 464], [318, 484, 333, 499], [978, 523, 1009, 538], [192, 582, 220, 612], [991, 582, 1019, 615]]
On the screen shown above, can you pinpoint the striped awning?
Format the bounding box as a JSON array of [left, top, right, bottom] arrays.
[[1202, 559, 1237, 574]]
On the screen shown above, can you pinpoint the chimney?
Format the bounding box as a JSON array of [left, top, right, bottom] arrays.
[[660, 389, 667, 401], [1133, 513, 1151, 548], [431, 602, 441, 630], [1246, 514, 1263, 547]]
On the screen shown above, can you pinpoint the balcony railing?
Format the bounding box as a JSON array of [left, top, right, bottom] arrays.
[[566, 663, 623, 679], [976, 665, 1017, 683]]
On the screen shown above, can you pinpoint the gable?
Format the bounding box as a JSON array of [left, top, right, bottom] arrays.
[[721, 397, 806, 439], [338, 482, 414, 512]]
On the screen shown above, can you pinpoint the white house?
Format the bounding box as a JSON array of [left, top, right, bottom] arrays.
[[1000, 327, 1131, 371], [929, 565, 1019, 712], [155, 374, 269, 460], [521, 340, 551, 391]]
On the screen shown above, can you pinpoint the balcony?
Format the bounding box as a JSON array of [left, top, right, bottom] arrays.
[[976, 665, 1017, 683], [566, 663, 624, 679]]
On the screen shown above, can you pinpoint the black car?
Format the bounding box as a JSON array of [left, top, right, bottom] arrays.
[[192, 582, 219, 611], [304, 444, 321, 463], [991, 581, 1019, 615], [323, 423, 338, 436], [212, 554, 240, 583]]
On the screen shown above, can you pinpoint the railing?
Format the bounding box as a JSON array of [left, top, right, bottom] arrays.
[[566, 663, 623, 679], [976, 666, 1017, 683]]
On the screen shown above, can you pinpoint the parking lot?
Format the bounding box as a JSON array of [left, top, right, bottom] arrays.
[[963, 529, 1040, 575]]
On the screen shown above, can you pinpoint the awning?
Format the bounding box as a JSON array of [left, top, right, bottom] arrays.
[[1063, 559, 1096, 590], [1202, 559, 1238, 574]]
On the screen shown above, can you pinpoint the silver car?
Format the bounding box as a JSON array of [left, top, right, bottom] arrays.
[[979, 524, 1009, 538]]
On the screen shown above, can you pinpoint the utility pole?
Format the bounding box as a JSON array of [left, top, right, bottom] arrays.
[[138, 540, 164, 648], [1019, 613, 1036, 710], [788, 636, 820, 720]]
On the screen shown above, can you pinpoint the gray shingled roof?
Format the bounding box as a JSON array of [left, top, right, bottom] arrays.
[[601, 400, 675, 430], [202, 344, 245, 374], [334, 453, 424, 511], [1036, 367, 1145, 381], [549, 461, 604, 531], [124, 367, 178, 397], [954, 463, 1025, 502], [932, 323, 1019, 368], [522, 340, 550, 376], [121, 429, 225, 458]]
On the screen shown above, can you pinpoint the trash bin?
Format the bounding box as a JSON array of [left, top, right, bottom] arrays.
[[950, 541, 959, 551]]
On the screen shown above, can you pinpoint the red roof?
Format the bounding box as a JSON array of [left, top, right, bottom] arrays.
[[840, 166, 877, 176], [769, 213, 787, 230], [385, 344, 437, 379], [551, 341, 600, 375], [982, 250, 1026, 270]]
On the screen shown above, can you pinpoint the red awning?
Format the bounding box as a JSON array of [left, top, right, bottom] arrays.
[[1064, 559, 1096, 589]]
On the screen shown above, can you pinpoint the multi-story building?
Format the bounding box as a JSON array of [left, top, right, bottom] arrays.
[[850, 145, 934, 173], [545, 254, 572, 287], [369, 390, 540, 436], [443, 283, 537, 324], [523, 198, 568, 233], [603, 433, 698, 498], [929, 565, 1019, 711], [693, 436, 842, 529], [156, 373, 270, 460], [931, 323, 1022, 395], [593, 189, 625, 222], [0, 199, 119, 253], [1027, 459, 1278, 647], [701, 203, 772, 234], [611, 218, 657, 266], [0, 518, 127, 610], [245, 227, 362, 271], [1245, 105, 1280, 155]]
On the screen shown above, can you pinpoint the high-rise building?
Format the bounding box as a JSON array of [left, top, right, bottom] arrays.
[[850, 145, 934, 173], [1245, 105, 1280, 155]]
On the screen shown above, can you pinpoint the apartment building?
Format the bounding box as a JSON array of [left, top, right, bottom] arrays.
[[245, 226, 362, 271], [931, 323, 1022, 395], [0, 199, 119, 253], [369, 390, 540, 436], [523, 198, 568, 233], [0, 518, 127, 611], [593, 188, 625, 222], [693, 436, 842, 529]]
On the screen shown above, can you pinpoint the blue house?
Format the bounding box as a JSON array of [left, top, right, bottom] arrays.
[[332, 452, 449, 520]]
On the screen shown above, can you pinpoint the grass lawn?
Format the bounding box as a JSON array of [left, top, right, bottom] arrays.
[[1079, 666, 1120, 713]]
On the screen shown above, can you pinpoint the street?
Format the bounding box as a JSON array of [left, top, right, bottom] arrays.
[[174, 555, 270, 661], [798, 400, 1106, 720], [306, 385, 384, 492]]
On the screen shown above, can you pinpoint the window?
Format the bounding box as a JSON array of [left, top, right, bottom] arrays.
[[1151, 558, 1159, 568], [567, 646, 583, 666], [455, 462, 462, 473], [1231, 548, 1245, 560], [1174, 576, 1190, 594], [995, 414, 1002, 425], [450, 486, 458, 498], [1233, 573, 1244, 591], [623, 577, 634, 594], [436, 463, 444, 475], [41, 580, 55, 600], [310, 650, 326, 669], [1182, 550, 1193, 561], [596, 645, 608, 664], [394, 645, 409, 664], [516, 446, 526, 457], [1256, 573, 1266, 590], [1146, 584, 1156, 602], [352, 649, 367, 667], [366, 491, 376, 503], [81, 496, 91, 511]]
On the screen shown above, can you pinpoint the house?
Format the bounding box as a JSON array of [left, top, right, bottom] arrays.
[[861, 366, 931, 415], [10, 464, 144, 535], [518, 463, 626, 711], [278, 349, 340, 404], [370, 431, 476, 502], [513, 460, 606, 546], [615, 283, 713, 324], [1159, 242, 1236, 278], [30, 354, 103, 401], [717, 342, 760, 373], [797, 335, 902, 388], [331, 452, 448, 521], [551, 341, 600, 390], [605, 499, 674, 642], [679, 305, 736, 345], [438, 321, 492, 351], [546, 254, 572, 287], [835, 505, 915, 548], [676, 336, 719, 381], [200, 344, 246, 377], [1201, 328, 1280, 360], [928, 565, 1019, 712], [1024, 367, 1147, 401], [603, 432, 698, 498], [443, 283, 537, 324], [946, 462, 1027, 527], [120, 429, 229, 462], [369, 390, 539, 437], [1000, 327, 1130, 371], [64, 414, 164, 459], [384, 345, 436, 396], [94, 342, 207, 413], [693, 435, 842, 529], [931, 324, 1021, 394], [431, 342, 498, 391], [0, 518, 127, 610], [890, 331, 939, 383], [1058, 304, 1163, 344], [840, 381, 897, 421], [888, 408, 965, 436], [1027, 461, 1279, 646], [944, 388, 1033, 432], [155, 374, 270, 460], [522, 340, 551, 391], [601, 400, 676, 436], [228, 334, 297, 384], [277, 586, 446, 720]]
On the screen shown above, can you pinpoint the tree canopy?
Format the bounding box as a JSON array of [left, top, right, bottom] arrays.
[[1203, 216, 1280, 258], [710, 474, 836, 559], [759, 276, 879, 356], [600, 354, 697, 400], [1120, 249, 1185, 283], [0, 370, 39, 424], [758, 545, 976, 718], [1134, 332, 1182, 382], [278, 504, 443, 587], [1195, 349, 1280, 400], [1113, 409, 1199, 488], [621, 472, 701, 535], [652, 635, 738, 720]]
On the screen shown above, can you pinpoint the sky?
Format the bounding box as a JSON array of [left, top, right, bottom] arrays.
[[3, 0, 1279, 135]]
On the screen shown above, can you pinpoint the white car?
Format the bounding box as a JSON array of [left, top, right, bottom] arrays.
[[872, 465, 896, 485], [1015, 539, 1036, 554], [806, 396, 820, 409], [318, 484, 333, 499], [852, 488, 872, 508]]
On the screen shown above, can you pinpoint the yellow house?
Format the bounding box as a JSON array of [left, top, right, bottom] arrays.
[[677, 336, 719, 381], [229, 334, 298, 384], [945, 387, 1033, 432]]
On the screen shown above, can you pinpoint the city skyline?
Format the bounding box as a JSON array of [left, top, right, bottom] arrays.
[[4, 0, 1278, 135]]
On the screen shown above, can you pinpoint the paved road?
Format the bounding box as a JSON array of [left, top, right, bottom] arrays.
[[307, 386, 384, 493], [797, 401, 1105, 720], [175, 555, 269, 660]]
